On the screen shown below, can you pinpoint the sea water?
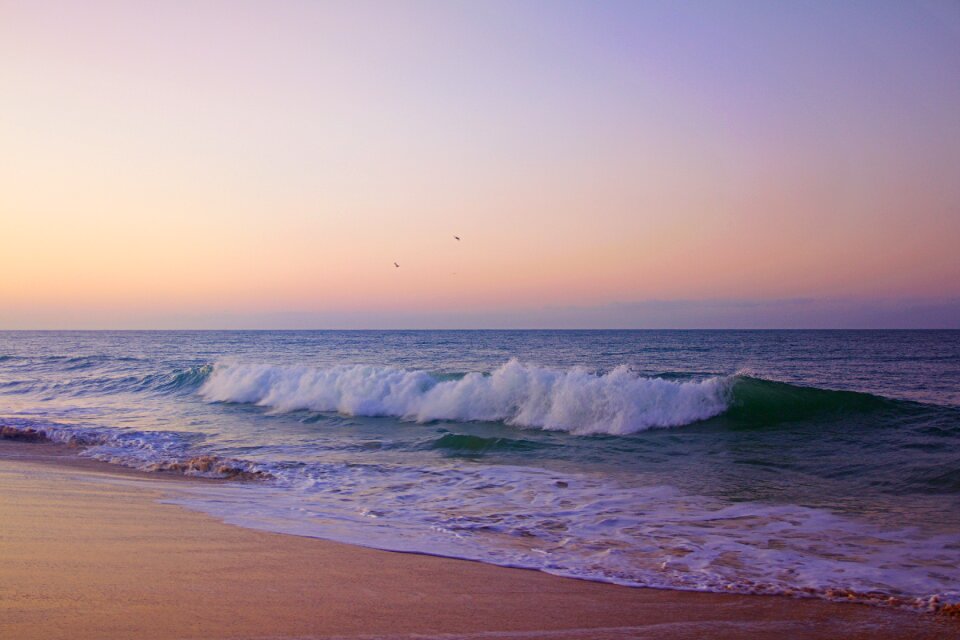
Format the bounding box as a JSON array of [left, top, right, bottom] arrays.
[[1, 330, 958, 609]]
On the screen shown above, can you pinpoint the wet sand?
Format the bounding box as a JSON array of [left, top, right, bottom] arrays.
[[1, 440, 957, 640]]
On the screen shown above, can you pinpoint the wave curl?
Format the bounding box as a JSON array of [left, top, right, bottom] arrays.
[[199, 359, 733, 434]]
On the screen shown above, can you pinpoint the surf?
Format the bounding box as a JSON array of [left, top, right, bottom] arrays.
[[199, 359, 735, 434], [198, 359, 948, 435]]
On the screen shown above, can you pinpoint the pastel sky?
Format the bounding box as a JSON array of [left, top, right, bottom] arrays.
[[2, 0, 959, 328]]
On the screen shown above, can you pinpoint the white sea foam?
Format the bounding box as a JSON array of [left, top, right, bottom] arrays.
[[167, 460, 960, 612], [0, 417, 267, 479], [198, 359, 733, 434]]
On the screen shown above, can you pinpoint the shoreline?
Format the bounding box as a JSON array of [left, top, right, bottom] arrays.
[[2, 441, 959, 639]]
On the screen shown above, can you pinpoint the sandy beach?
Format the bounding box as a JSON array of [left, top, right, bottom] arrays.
[[0, 440, 956, 640]]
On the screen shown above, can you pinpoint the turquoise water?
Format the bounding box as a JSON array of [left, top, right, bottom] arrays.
[[2, 330, 959, 608]]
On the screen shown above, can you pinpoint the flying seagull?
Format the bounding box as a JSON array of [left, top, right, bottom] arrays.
[[454, 235, 460, 241], [394, 262, 399, 268]]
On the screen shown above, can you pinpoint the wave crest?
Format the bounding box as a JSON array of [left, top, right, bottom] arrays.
[[199, 359, 733, 434]]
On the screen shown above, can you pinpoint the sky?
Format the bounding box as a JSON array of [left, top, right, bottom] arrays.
[[1, 0, 959, 329]]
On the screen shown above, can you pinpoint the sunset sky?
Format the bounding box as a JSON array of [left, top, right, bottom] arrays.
[[2, 0, 959, 328]]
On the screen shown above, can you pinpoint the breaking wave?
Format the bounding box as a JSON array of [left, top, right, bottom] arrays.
[[199, 359, 734, 435]]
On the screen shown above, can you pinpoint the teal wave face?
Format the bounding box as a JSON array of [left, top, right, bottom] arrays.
[[722, 376, 909, 427]]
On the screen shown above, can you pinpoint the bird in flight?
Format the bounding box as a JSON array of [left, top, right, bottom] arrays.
[[454, 235, 460, 241], [394, 262, 399, 268]]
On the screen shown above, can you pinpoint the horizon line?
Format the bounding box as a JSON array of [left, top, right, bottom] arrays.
[[3, 327, 960, 332]]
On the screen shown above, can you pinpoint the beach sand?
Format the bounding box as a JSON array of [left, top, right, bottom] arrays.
[[1, 440, 957, 640]]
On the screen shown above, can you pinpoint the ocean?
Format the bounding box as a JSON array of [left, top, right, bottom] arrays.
[[2, 330, 958, 610]]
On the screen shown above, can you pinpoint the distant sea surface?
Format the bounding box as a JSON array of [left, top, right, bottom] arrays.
[[2, 330, 959, 610]]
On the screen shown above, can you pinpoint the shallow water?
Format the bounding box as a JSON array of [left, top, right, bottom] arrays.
[[2, 330, 959, 609]]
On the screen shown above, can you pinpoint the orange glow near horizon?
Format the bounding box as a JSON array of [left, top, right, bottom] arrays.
[[2, 2, 959, 328]]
